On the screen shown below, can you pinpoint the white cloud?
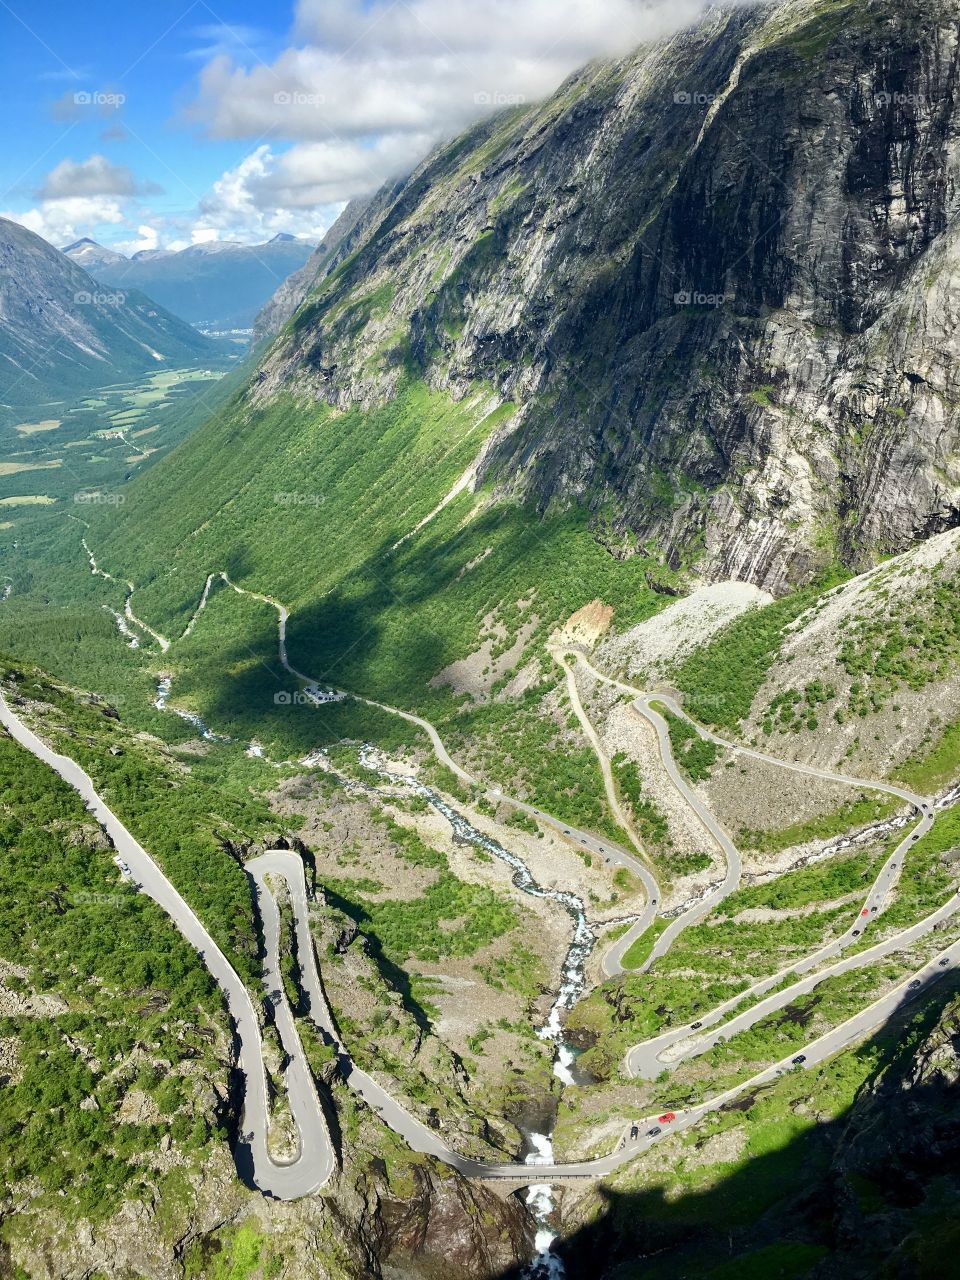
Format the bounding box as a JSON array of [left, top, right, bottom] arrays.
[[195, 145, 346, 242], [39, 154, 160, 200], [13, 1, 739, 252], [295, 0, 712, 61], [1, 197, 125, 248], [189, 0, 728, 147], [180, 0, 736, 236], [1, 157, 168, 253], [112, 223, 160, 255]]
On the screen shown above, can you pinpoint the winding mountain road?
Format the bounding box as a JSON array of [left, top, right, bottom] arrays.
[[0, 689, 333, 1200], [570, 649, 927, 812], [628, 881, 960, 1078], [3, 683, 957, 1196], [215, 573, 663, 974], [568, 650, 931, 944], [44, 542, 959, 1198], [553, 651, 947, 1077], [170, 568, 947, 1037]]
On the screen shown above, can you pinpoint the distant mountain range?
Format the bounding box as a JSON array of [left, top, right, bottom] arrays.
[[0, 217, 218, 409], [63, 233, 317, 332], [252, 204, 369, 344]]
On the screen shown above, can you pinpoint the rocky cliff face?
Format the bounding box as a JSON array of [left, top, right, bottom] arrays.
[[6, 1144, 531, 1280], [256, 0, 960, 594]]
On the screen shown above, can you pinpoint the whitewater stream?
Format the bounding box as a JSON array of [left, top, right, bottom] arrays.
[[154, 677, 232, 743], [104, 606, 140, 649], [358, 746, 588, 1276]]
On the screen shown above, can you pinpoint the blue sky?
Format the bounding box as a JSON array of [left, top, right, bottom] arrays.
[[0, 0, 715, 253], [0, 1, 314, 249], [1, 3, 287, 202]]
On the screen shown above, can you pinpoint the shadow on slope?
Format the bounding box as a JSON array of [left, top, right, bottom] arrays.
[[498, 980, 960, 1280], [155, 491, 670, 763]]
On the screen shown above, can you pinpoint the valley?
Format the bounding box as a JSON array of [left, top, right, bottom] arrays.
[[1, 507, 959, 1276], [0, 366, 237, 509]]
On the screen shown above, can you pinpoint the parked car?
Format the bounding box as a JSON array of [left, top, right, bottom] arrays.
[[629, 1124, 639, 1139]]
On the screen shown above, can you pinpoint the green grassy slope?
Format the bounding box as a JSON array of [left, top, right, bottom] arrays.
[[69, 374, 669, 752], [93, 379, 515, 622]]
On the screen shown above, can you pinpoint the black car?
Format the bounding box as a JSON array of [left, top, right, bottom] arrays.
[[852, 929, 861, 936], [909, 979, 922, 989], [630, 1124, 639, 1139], [939, 958, 949, 968], [691, 1021, 702, 1030], [792, 1054, 806, 1065], [647, 1125, 662, 1137]]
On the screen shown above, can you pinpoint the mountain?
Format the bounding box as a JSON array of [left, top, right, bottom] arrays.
[[5, 1, 960, 1275], [3, 525, 959, 1279], [89, 0, 960, 672], [79, 235, 318, 332], [61, 237, 127, 270], [231, 0, 955, 595], [129, 248, 171, 263], [562, 989, 960, 1278], [252, 199, 371, 344], [0, 217, 217, 408]]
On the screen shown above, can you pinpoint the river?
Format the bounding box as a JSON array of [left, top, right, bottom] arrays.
[[358, 746, 586, 1276]]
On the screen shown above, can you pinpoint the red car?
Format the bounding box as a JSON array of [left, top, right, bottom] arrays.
[[658, 1112, 676, 1124], [861, 908, 869, 917]]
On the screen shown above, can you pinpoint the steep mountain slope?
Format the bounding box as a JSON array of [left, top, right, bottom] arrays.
[[0, 661, 532, 1280], [76, 234, 317, 331], [557, 986, 960, 1279], [0, 218, 216, 408], [235, 0, 957, 594], [594, 527, 960, 788], [741, 529, 960, 780], [73, 0, 959, 731], [3, 526, 959, 1279]]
